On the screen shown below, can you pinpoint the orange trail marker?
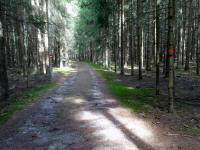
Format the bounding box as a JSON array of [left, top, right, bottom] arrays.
[[168, 48, 175, 56]]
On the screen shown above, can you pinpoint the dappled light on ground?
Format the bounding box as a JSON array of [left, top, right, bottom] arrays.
[[75, 110, 102, 121], [53, 66, 75, 75], [73, 96, 155, 149], [65, 65, 160, 149], [108, 108, 153, 139], [71, 97, 86, 105], [1, 63, 200, 150]]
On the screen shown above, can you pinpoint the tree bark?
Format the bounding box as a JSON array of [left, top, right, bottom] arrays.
[[137, 0, 142, 80], [0, 7, 9, 100], [129, 0, 134, 76], [120, 0, 124, 75], [155, 0, 160, 95], [168, 0, 176, 113]]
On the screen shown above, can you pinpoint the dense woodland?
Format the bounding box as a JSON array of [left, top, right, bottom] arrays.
[[0, 0, 76, 100], [75, 0, 200, 112], [0, 0, 200, 113]]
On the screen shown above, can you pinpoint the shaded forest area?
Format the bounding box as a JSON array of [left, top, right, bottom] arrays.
[[75, 0, 200, 113], [0, 0, 76, 100]]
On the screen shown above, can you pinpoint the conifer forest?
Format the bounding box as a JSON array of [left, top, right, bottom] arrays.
[[1, 0, 200, 149]]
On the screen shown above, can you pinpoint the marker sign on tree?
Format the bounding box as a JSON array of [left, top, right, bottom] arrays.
[[168, 48, 175, 56]]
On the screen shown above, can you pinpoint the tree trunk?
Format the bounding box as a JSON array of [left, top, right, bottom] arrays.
[[113, 5, 117, 73], [120, 0, 124, 75], [168, 0, 176, 113], [137, 0, 142, 80], [0, 9, 9, 100], [197, 0, 200, 75], [129, 0, 134, 76], [155, 0, 160, 95]]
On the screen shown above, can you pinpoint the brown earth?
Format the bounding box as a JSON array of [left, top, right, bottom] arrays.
[[120, 67, 200, 136]]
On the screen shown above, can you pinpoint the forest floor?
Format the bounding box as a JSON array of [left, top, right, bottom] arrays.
[[118, 66, 200, 137], [0, 62, 200, 150], [0, 64, 74, 125]]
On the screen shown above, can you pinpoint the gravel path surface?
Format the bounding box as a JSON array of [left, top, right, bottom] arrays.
[[0, 63, 200, 150]]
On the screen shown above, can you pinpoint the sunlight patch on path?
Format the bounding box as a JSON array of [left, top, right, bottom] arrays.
[[108, 107, 154, 140], [71, 68, 157, 149]]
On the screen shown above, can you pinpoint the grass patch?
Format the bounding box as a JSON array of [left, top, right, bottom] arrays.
[[90, 63, 155, 113], [0, 82, 56, 125], [91, 63, 200, 137], [0, 66, 74, 126], [53, 67, 74, 76]]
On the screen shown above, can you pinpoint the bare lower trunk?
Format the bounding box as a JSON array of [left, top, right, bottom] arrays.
[[0, 17, 9, 100], [168, 0, 175, 113], [137, 0, 142, 80], [155, 0, 160, 95], [120, 0, 124, 75]]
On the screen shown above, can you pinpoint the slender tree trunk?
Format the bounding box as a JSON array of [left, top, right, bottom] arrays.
[[196, 38, 200, 75], [146, 3, 151, 71], [176, 25, 181, 69], [90, 41, 93, 62], [113, 6, 117, 73], [197, 1, 200, 75], [184, 1, 192, 71], [168, 0, 176, 113], [0, 7, 9, 100], [155, 0, 160, 95], [129, 0, 134, 76], [163, 7, 168, 75], [137, 0, 142, 80], [120, 0, 124, 75]]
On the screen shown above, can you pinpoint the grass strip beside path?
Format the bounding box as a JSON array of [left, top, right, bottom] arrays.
[[0, 82, 56, 125], [0, 66, 74, 126], [90, 63, 156, 113]]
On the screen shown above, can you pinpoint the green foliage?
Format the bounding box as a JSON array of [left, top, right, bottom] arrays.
[[0, 82, 56, 125], [91, 63, 155, 113], [74, 0, 111, 52], [28, 15, 46, 31]]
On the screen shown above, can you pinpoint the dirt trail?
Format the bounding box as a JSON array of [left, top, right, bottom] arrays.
[[0, 63, 200, 150]]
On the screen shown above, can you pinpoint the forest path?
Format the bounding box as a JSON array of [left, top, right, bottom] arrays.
[[0, 63, 200, 150]]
